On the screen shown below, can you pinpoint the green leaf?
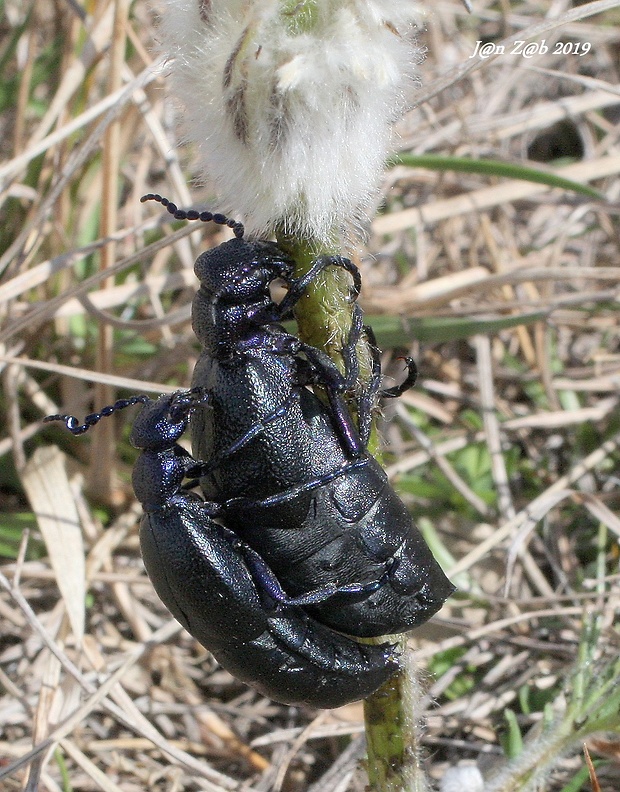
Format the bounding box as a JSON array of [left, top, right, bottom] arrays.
[[390, 154, 604, 200], [365, 311, 546, 347], [0, 513, 44, 560], [54, 747, 73, 792], [501, 709, 524, 760]]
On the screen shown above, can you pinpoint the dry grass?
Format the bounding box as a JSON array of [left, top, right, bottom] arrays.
[[1, 0, 620, 790]]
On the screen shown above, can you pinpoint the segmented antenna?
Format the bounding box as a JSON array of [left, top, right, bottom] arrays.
[[141, 193, 245, 239], [44, 395, 150, 435]]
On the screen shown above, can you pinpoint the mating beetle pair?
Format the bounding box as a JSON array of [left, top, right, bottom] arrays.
[[46, 196, 453, 706]]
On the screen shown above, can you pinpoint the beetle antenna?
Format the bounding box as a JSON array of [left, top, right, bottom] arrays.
[[44, 395, 151, 435], [141, 193, 245, 239]]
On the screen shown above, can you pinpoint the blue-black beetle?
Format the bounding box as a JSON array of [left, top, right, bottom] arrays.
[[45, 390, 399, 707], [140, 195, 456, 639]]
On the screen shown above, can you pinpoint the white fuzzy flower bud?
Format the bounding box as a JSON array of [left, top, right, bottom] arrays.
[[158, 0, 423, 243]]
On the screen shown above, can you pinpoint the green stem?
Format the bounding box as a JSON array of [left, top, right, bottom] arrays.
[[364, 638, 430, 792], [275, 230, 429, 792], [275, 233, 352, 362], [485, 724, 570, 792], [275, 232, 377, 452], [486, 693, 620, 791]]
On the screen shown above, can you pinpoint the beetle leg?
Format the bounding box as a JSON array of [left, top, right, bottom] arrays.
[[363, 324, 418, 400], [264, 309, 367, 457], [355, 326, 419, 444], [324, 390, 363, 457], [298, 302, 363, 392], [337, 303, 364, 390], [187, 399, 293, 476], [247, 323, 364, 458], [355, 329, 382, 446], [297, 371, 363, 458], [277, 255, 361, 318], [223, 458, 369, 511], [236, 535, 395, 608], [282, 559, 400, 605], [380, 357, 418, 398], [293, 307, 366, 456]]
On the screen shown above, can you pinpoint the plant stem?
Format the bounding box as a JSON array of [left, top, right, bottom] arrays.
[[364, 638, 430, 792], [275, 233, 351, 360], [276, 230, 429, 792], [275, 232, 376, 449]]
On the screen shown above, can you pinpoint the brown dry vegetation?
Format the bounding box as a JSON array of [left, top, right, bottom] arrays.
[[1, 1, 620, 790]]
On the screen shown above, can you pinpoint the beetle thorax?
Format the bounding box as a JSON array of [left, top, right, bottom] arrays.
[[192, 286, 276, 357], [192, 239, 294, 356]]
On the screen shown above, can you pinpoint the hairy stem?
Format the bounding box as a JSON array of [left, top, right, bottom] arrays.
[[364, 639, 430, 792], [276, 230, 429, 792]]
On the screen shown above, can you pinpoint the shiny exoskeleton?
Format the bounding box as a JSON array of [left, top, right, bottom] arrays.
[[44, 391, 399, 708], [186, 217, 454, 638]]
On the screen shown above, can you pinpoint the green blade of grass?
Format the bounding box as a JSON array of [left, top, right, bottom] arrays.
[[390, 154, 605, 201], [366, 310, 547, 347]]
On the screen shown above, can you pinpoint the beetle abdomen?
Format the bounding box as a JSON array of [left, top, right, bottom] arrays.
[[140, 494, 399, 706]]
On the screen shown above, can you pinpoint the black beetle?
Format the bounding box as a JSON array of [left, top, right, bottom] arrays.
[[44, 390, 399, 708], [138, 195, 456, 639]]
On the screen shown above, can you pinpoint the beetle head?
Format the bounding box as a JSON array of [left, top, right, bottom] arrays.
[[193, 238, 293, 302], [130, 389, 210, 452]]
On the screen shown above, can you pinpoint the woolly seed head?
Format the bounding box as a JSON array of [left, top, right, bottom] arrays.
[[159, 0, 424, 245]]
